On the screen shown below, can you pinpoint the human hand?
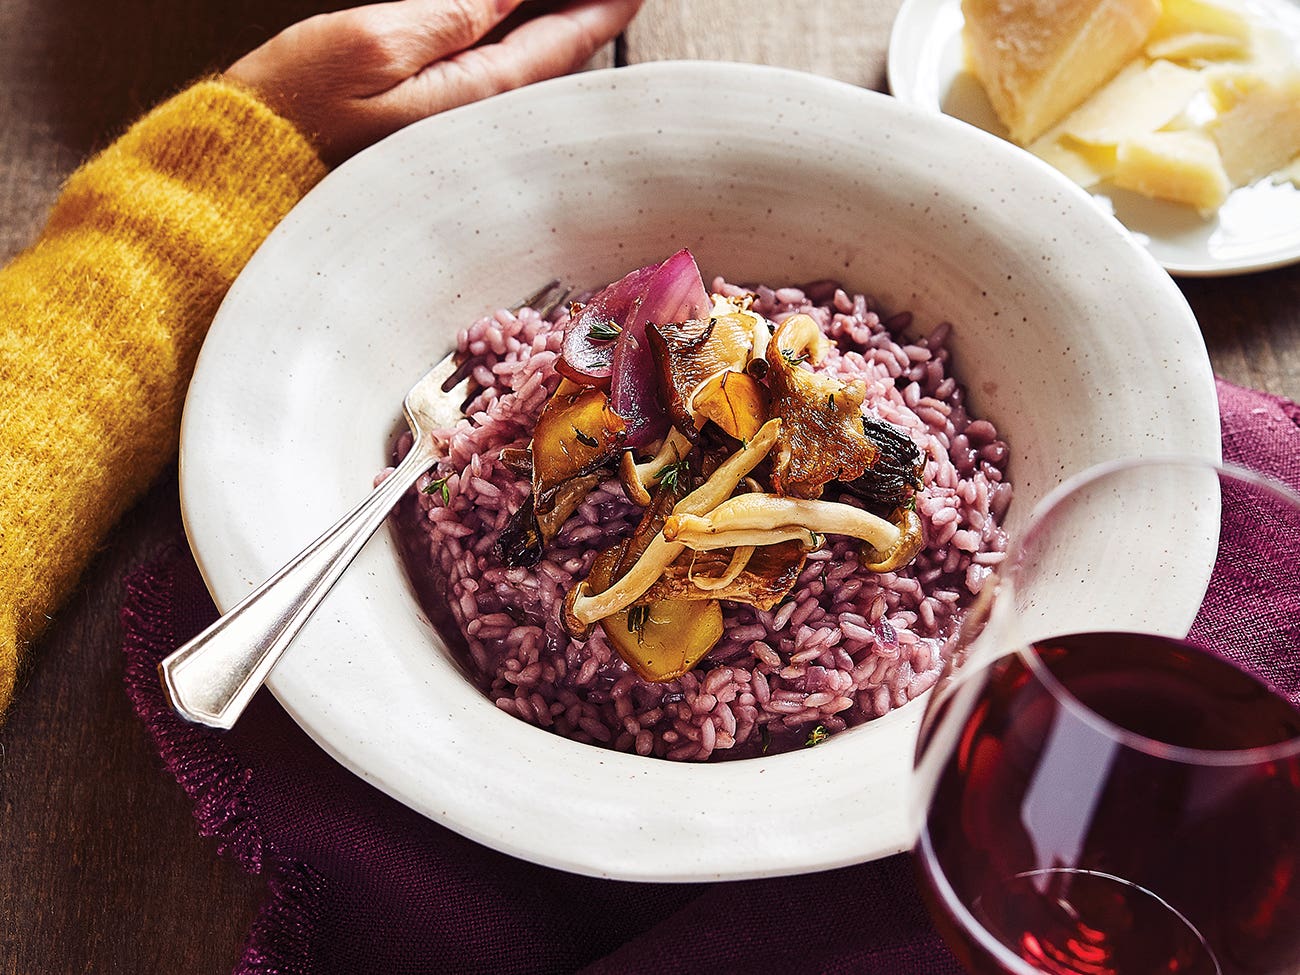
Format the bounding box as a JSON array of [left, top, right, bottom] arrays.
[[226, 0, 643, 164]]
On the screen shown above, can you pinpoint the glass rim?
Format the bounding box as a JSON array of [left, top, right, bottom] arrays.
[[1004, 455, 1300, 767]]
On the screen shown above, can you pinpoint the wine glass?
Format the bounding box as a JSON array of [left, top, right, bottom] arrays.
[[912, 458, 1300, 975]]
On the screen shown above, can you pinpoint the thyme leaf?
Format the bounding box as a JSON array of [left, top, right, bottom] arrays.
[[587, 320, 621, 341], [780, 347, 809, 367], [655, 459, 690, 493], [422, 475, 451, 505], [805, 725, 828, 747]]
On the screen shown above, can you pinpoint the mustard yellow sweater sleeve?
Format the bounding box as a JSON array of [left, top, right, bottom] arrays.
[[0, 79, 327, 717]]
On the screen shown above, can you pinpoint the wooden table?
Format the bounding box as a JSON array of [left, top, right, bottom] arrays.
[[2, 1, 1297, 971]]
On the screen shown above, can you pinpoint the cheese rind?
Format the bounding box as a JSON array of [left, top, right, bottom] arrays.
[[1114, 130, 1231, 212], [961, 0, 1162, 145]]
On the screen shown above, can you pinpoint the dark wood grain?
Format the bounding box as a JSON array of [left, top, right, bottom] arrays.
[[2, 1, 1298, 973], [0, 474, 265, 975], [1182, 266, 1300, 399]]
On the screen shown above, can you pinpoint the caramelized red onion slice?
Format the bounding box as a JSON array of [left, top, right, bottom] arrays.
[[610, 248, 711, 448], [557, 263, 659, 387]]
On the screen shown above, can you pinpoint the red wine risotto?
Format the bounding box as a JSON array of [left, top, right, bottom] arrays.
[[389, 254, 1011, 761]]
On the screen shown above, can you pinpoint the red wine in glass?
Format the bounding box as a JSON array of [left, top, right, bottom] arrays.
[[915, 631, 1300, 975]]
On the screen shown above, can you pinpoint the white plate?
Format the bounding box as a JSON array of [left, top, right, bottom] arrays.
[[180, 61, 1219, 882], [887, 0, 1300, 276]]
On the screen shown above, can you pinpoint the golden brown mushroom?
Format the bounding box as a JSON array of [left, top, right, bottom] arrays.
[[691, 370, 768, 442], [662, 494, 925, 573], [562, 418, 782, 634], [531, 379, 626, 515], [600, 599, 724, 683], [640, 540, 808, 610], [767, 314, 880, 498], [862, 505, 926, 572], [646, 310, 757, 440]]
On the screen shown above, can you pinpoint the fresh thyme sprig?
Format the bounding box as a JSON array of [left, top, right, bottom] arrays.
[[422, 474, 451, 505], [654, 459, 691, 493]]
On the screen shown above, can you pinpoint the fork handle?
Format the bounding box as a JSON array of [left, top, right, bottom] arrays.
[[158, 436, 440, 729]]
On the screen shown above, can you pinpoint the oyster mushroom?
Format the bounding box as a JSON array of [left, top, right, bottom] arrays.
[[767, 314, 880, 497], [618, 427, 694, 506], [646, 311, 757, 441], [531, 379, 626, 516], [662, 494, 925, 573], [862, 505, 926, 572], [691, 369, 768, 443], [641, 540, 808, 609], [562, 418, 782, 634], [838, 416, 926, 517], [495, 472, 602, 568], [688, 544, 756, 591]]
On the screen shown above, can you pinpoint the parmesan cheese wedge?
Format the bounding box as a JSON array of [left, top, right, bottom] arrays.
[[1147, 0, 1252, 45], [1209, 72, 1300, 186], [963, 0, 1300, 216], [1114, 130, 1232, 212], [1146, 32, 1250, 62], [1025, 58, 1202, 189], [1062, 59, 1205, 145], [961, 0, 1162, 145], [1145, 0, 1252, 62], [1028, 135, 1117, 188]]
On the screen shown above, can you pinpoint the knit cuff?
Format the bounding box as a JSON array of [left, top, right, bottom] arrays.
[[50, 77, 327, 246]]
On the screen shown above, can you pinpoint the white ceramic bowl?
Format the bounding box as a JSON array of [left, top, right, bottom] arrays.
[[179, 61, 1219, 881]]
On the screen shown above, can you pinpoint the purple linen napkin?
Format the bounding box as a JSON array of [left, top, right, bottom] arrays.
[[121, 378, 1300, 975]]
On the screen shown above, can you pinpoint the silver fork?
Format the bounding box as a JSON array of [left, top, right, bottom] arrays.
[[158, 279, 570, 730]]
